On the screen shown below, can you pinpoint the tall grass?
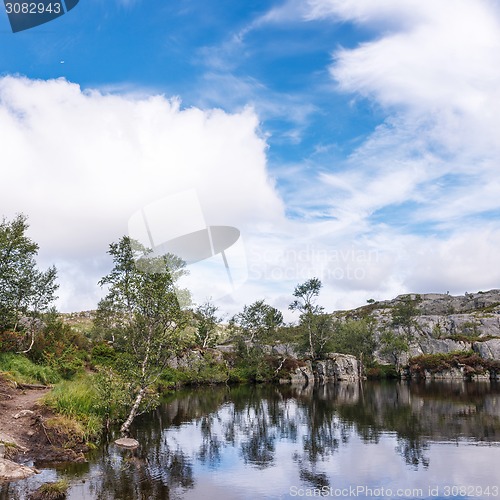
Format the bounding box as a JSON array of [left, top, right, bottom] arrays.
[[43, 375, 104, 440], [0, 352, 60, 385]]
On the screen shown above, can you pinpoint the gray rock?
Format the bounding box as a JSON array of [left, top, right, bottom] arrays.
[[13, 410, 35, 419], [114, 438, 139, 449], [313, 354, 359, 382], [0, 458, 38, 482], [473, 339, 500, 359]]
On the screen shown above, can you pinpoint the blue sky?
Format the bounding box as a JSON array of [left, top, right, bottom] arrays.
[[2, 0, 500, 315]]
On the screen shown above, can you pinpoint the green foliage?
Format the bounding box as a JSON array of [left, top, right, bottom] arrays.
[[91, 343, 117, 366], [97, 236, 190, 434], [161, 354, 230, 386], [408, 351, 500, 379], [330, 318, 376, 362], [231, 299, 283, 350], [21, 310, 89, 379], [365, 363, 399, 379], [391, 295, 420, 343], [0, 214, 58, 344], [43, 376, 106, 440], [431, 323, 443, 338], [379, 329, 409, 368], [289, 278, 330, 359], [0, 352, 60, 384], [42, 346, 86, 379], [92, 367, 132, 427], [194, 301, 220, 348]]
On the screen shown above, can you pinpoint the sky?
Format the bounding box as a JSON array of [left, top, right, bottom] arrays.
[[2, 0, 500, 318]]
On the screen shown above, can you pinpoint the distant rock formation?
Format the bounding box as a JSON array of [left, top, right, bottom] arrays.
[[342, 289, 500, 379]]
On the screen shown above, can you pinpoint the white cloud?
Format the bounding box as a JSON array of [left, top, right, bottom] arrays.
[[0, 76, 285, 312], [280, 0, 500, 303], [5, 0, 500, 317]]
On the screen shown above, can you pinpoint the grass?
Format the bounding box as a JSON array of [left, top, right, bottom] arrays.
[[43, 375, 104, 441], [445, 334, 497, 343], [31, 480, 69, 500], [0, 352, 60, 385]]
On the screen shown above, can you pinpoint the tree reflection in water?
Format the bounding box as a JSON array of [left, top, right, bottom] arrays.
[[5, 381, 500, 499]]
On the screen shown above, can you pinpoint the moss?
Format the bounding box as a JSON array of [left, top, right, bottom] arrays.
[[445, 334, 496, 343]]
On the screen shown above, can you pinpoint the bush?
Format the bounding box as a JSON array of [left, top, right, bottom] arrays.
[[366, 363, 399, 379], [91, 343, 117, 366], [408, 351, 500, 378]]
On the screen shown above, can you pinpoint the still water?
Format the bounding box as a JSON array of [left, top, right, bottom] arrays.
[[3, 381, 500, 499]]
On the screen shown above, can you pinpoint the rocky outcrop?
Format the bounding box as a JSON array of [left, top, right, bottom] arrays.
[[289, 361, 314, 385], [344, 290, 500, 371], [285, 354, 360, 385], [313, 354, 359, 382]]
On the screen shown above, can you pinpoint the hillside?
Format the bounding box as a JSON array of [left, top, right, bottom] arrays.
[[340, 289, 500, 365]]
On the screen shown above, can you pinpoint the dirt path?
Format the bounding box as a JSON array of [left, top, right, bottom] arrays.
[[0, 376, 89, 464], [0, 377, 49, 453]]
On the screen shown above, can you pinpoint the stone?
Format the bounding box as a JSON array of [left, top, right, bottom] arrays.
[[13, 409, 35, 419], [114, 438, 139, 449], [0, 458, 38, 482], [473, 339, 500, 360], [313, 354, 359, 382]]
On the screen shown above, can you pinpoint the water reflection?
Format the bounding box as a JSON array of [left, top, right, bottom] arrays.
[[2, 381, 500, 499]]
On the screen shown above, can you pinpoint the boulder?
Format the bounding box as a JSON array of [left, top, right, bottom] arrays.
[[473, 339, 500, 360], [0, 458, 38, 482], [289, 361, 314, 385]]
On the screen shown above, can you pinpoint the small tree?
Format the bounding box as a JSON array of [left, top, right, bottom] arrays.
[[230, 299, 284, 381], [289, 278, 330, 359], [97, 236, 189, 436], [0, 214, 58, 352], [379, 328, 409, 370], [331, 318, 376, 364], [194, 301, 220, 348], [231, 299, 283, 352], [391, 295, 420, 344]]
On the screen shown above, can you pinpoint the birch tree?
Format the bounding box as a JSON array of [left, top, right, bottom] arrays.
[[97, 236, 189, 436], [0, 214, 58, 351]]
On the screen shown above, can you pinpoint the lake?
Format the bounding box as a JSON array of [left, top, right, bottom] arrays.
[[2, 381, 500, 499]]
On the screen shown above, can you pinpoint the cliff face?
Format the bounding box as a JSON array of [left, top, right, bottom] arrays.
[[344, 289, 500, 374]]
